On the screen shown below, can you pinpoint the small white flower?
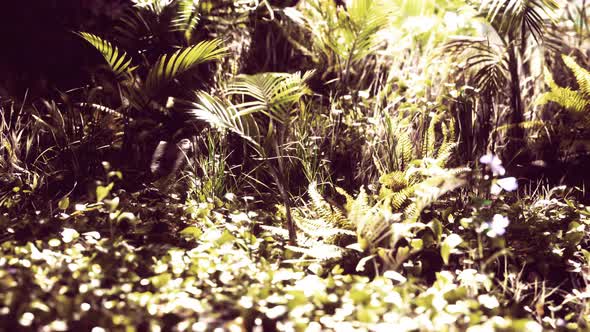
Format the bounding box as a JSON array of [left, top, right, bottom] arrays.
[[479, 153, 506, 176], [486, 214, 510, 237], [490, 177, 518, 194], [478, 294, 500, 309]]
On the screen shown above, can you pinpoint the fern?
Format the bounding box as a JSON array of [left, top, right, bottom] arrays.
[[563, 55, 590, 96], [286, 242, 348, 261], [356, 208, 393, 251], [537, 55, 590, 114], [335, 186, 369, 228], [396, 129, 414, 170], [307, 181, 350, 229], [145, 39, 228, 92], [77, 32, 136, 79], [292, 214, 355, 244]]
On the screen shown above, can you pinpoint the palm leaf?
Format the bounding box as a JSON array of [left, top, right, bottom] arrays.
[[346, 0, 390, 62], [171, 0, 200, 42], [444, 37, 508, 94], [132, 0, 173, 14], [145, 39, 228, 92], [171, 91, 263, 154], [479, 0, 558, 42], [226, 71, 313, 124], [77, 32, 136, 78]]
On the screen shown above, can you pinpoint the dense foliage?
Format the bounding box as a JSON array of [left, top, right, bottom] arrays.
[[1, 0, 590, 331]]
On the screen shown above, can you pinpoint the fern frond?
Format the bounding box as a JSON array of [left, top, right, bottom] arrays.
[[494, 120, 547, 133], [76, 103, 123, 118], [388, 187, 415, 211], [562, 55, 590, 97], [357, 209, 394, 251], [378, 171, 408, 191], [407, 172, 466, 222], [537, 59, 590, 114], [436, 120, 456, 166], [286, 243, 346, 261], [396, 131, 414, 170], [307, 182, 350, 229], [77, 32, 136, 79], [293, 216, 355, 243], [335, 186, 370, 228], [422, 112, 441, 158], [146, 39, 227, 92], [335, 186, 355, 210]]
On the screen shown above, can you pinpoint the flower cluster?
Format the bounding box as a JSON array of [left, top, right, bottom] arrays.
[[477, 154, 517, 238], [479, 214, 510, 238], [479, 153, 518, 195]]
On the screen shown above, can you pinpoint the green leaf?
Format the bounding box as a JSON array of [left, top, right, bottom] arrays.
[[77, 32, 136, 78], [96, 183, 114, 202], [180, 226, 203, 240], [441, 233, 463, 265], [58, 197, 70, 210], [430, 218, 443, 243], [146, 39, 227, 93], [150, 272, 172, 289], [117, 212, 136, 224]]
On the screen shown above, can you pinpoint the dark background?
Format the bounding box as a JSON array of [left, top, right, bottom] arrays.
[[0, 0, 127, 97]]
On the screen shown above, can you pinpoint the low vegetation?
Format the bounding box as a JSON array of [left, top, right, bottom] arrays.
[[1, 0, 590, 331]]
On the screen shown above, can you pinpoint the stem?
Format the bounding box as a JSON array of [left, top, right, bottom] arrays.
[[271, 134, 297, 245], [505, 41, 525, 163], [268, 164, 296, 245]]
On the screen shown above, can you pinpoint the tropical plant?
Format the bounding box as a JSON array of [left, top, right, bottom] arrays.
[[445, 0, 559, 161], [278, 136, 468, 274], [286, 0, 392, 91], [76, 1, 228, 172], [170, 71, 314, 244], [537, 54, 590, 115]]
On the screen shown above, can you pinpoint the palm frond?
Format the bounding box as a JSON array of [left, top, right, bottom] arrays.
[[171, 0, 200, 42], [171, 91, 263, 154], [77, 32, 136, 79], [132, 0, 174, 15], [226, 71, 314, 125], [346, 0, 391, 62], [444, 37, 509, 94], [146, 39, 228, 92], [479, 0, 558, 42], [114, 8, 155, 50]]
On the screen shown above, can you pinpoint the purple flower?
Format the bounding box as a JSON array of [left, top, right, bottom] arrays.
[[479, 153, 506, 176], [485, 214, 510, 237]]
